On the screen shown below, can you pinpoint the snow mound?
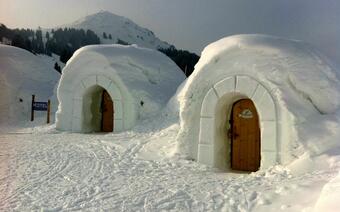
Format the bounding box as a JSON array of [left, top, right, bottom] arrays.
[[176, 34, 340, 166], [314, 171, 340, 211], [0, 45, 59, 126], [56, 44, 185, 132]]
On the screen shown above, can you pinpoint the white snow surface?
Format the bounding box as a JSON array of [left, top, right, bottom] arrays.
[[64, 11, 171, 50], [314, 171, 340, 211], [176, 34, 340, 162], [0, 45, 60, 127], [1, 35, 340, 211], [1, 119, 340, 211]]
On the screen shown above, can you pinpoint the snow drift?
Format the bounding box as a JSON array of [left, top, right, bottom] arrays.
[[175, 34, 340, 170], [314, 171, 340, 211], [56, 44, 185, 132], [0, 45, 59, 126]]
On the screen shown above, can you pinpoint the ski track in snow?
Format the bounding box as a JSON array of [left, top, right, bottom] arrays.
[[0, 127, 339, 212]]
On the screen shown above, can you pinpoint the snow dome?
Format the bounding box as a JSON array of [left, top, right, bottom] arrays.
[[56, 44, 185, 133], [176, 34, 340, 171], [0, 45, 59, 125]]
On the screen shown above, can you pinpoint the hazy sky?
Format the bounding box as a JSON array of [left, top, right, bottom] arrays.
[[1, 0, 340, 62]]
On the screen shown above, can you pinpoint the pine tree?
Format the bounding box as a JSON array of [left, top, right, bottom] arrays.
[[108, 34, 112, 39], [103, 32, 107, 39], [35, 29, 44, 53], [46, 31, 50, 40], [12, 34, 26, 50], [54, 62, 61, 73]]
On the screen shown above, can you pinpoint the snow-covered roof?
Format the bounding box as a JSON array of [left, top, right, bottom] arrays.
[[183, 34, 340, 114]]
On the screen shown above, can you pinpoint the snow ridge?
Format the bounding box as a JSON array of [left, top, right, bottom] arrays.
[[64, 11, 171, 50]]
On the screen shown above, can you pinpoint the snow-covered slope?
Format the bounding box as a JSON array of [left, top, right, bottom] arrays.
[[0, 45, 60, 127], [64, 11, 171, 50]]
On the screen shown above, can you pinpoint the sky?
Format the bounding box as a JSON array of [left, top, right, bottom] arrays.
[[1, 0, 340, 63]]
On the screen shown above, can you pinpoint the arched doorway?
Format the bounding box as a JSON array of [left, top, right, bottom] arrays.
[[230, 99, 260, 171], [197, 75, 280, 171], [82, 85, 114, 132], [101, 90, 114, 132]]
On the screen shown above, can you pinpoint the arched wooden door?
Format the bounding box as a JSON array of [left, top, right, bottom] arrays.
[[101, 90, 114, 132], [231, 99, 260, 171]]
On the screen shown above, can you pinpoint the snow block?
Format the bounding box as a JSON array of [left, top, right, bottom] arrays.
[[261, 151, 277, 169], [113, 100, 123, 119], [251, 84, 266, 105], [236, 75, 258, 97], [114, 119, 123, 132], [107, 82, 122, 101], [197, 144, 214, 166], [199, 117, 214, 144], [200, 88, 218, 117], [257, 91, 276, 121], [213, 77, 235, 98], [82, 75, 97, 89], [261, 120, 277, 152]]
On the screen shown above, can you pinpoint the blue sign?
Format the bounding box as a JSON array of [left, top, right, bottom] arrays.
[[33, 102, 48, 111]]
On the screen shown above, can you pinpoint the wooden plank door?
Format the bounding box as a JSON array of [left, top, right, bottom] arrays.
[[231, 99, 260, 171], [101, 90, 114, 132]]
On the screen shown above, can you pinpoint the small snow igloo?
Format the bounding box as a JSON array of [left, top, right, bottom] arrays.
[[176, 34, 340, 171], [56, 44, 185, 133]]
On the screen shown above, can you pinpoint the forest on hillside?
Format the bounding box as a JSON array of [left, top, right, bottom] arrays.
[[0, 24, 199, 76]]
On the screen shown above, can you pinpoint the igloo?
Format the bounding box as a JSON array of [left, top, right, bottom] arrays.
[[56, 44, 185, 133], [176, 34, 340, 171]]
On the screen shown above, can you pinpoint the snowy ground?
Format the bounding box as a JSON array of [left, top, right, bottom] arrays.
[[1, 122, 340, 211]]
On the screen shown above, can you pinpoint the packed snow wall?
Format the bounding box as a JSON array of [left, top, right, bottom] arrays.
[[56, 44, 185, 132], [176, 34, 340, 170]]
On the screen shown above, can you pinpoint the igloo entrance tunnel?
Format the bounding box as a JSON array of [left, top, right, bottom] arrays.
[[176, 35, 340, 171], [56, 44, 185, 132]]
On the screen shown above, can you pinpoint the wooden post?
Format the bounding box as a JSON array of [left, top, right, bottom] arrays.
[[47, 99, 51, 124], [31, 95, 35, 121]]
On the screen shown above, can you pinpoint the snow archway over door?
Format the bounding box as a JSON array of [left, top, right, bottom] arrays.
[[198, 75, 280, 169], [70, 74, 132, 132], [56, 70, 136, 133]]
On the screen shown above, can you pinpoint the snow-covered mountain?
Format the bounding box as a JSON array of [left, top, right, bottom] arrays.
[[63, 11, 171, 50]]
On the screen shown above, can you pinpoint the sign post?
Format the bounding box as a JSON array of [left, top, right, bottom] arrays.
[[47, 100, 51, 124], [31, 95, 35, 121], [31, 95, 51, 124]]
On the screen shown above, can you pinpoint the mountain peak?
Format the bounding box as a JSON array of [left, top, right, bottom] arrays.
[[65, 11, 171, 50]]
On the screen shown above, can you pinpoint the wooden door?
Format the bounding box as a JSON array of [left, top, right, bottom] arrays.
[[101, 90, 114, 132], [231, 99, 260, 171]]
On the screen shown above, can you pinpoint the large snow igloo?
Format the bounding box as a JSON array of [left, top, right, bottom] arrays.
[[176, 34, 340, 172], [56, 44, 185, 133]]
